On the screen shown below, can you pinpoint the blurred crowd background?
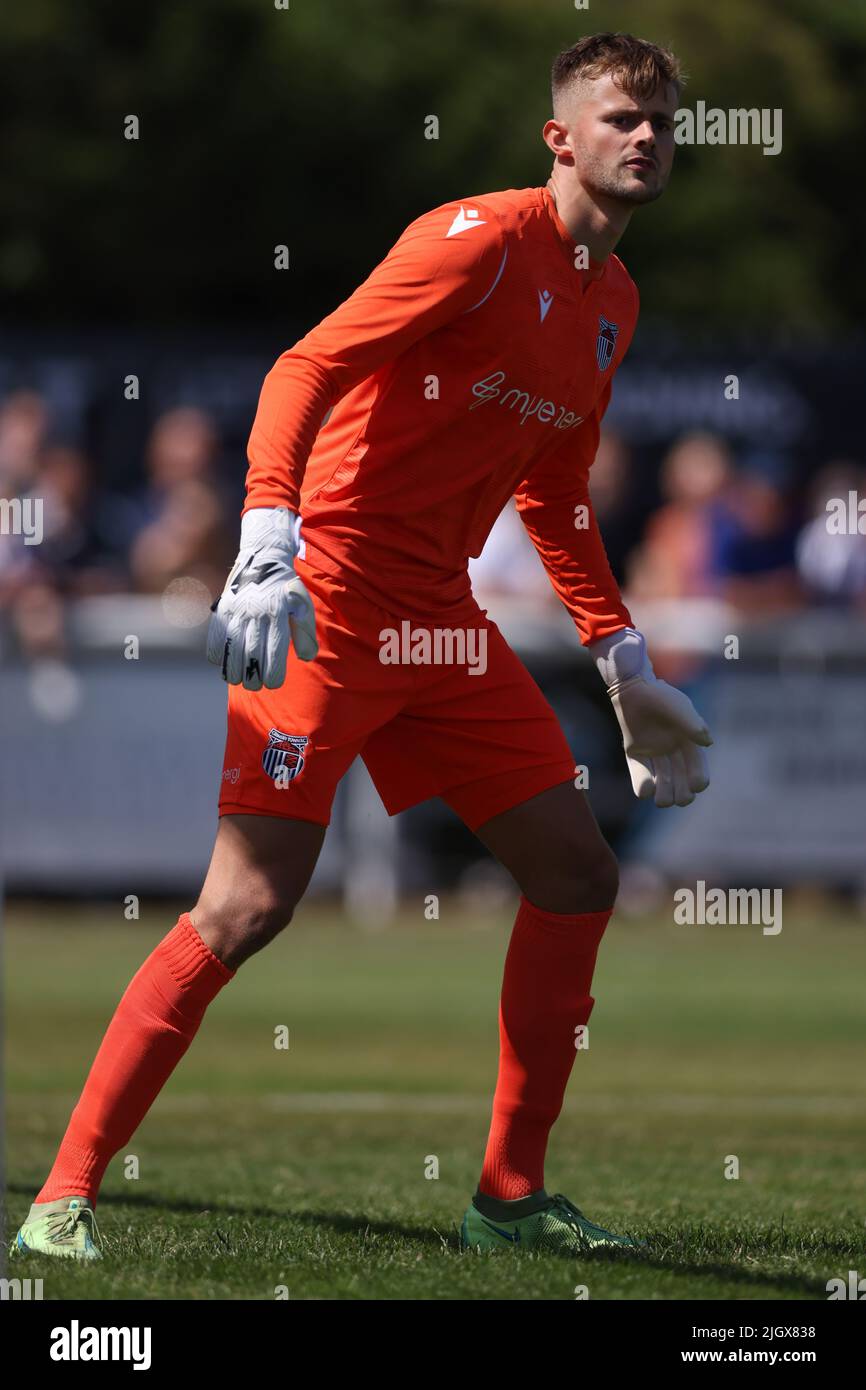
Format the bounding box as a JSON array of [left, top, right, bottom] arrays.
[[2, 386, 866, 666], [2, 0, 865, 906]]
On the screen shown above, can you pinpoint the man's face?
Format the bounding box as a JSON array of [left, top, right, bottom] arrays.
[[562, 72, 678, 205]]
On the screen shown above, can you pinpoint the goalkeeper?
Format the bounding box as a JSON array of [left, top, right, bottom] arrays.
[[16, 32, 710, 1261]]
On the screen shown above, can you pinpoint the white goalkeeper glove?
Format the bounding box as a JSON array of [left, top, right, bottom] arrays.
[[588, 627, 712, 808], [207, 506, 318, 690]]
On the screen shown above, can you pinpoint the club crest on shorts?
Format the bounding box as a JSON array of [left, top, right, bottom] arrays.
[[596, 314, 619, 371], [261, 728, 308, 785]]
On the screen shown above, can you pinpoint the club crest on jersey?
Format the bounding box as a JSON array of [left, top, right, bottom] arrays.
[[596, 315, 620, 371], [261, 728, 308, 785]]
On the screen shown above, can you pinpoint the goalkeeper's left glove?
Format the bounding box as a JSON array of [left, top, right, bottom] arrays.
[[588, 627, 712, 808]]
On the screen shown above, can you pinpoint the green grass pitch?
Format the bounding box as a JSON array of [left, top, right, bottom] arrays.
[[5, 900, 864, 1300]]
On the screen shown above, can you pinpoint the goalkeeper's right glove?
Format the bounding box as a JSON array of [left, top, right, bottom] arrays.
[[588, 627, 712, 808], [207, 506, 318, 690]]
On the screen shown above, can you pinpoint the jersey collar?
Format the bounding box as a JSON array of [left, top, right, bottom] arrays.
[[539, 184, 607, 286]]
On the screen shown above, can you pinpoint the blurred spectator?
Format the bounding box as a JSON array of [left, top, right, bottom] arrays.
[[126, 407, 235, 596], [0, 391, 50, 602], [130, 477, 234, 596], [36, 445, 126, 595], [101, 406, 229, 549], [795, 461, 866, 605], [0, 393, 50, 622], [716, 451, 803, 615], [0, 390, 48, 497], [3, 381, 862, 676], [147, 406, 220, 492], [0, 397, 239, 668], [1, 414, 125, 661], [626, 433, 803, 618], [626, 431, 737, 601]]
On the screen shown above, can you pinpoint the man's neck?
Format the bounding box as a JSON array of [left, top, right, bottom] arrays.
[[546, 172, 633, 263]]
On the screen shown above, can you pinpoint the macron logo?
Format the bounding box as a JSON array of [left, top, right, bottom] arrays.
[[538, 288, 553, 323], [446, 206, 486, 237]]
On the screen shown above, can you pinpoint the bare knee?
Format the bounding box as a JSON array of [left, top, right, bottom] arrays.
[[191, 883, 298, 969], [581, 844, 619, 911], [190, 814, 324, 969], [520, 838, 619, 916]]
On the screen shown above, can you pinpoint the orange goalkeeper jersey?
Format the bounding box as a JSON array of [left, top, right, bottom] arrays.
[[245, 183, 638, 643]]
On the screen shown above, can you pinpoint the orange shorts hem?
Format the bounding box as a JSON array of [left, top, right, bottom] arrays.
[[381, 758, 577, 832], [218, 799, 331, 828]]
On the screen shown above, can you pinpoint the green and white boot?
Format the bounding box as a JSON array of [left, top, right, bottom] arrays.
[[11, 1196, 103, 1261], [461, 1188, 645, 1255]]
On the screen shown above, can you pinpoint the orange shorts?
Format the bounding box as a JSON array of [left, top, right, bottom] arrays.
[[218, 554, 575, 832]]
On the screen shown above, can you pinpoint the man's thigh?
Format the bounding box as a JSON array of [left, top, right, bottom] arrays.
[[191, 812, 327, 967], [473, 781, 619, 914], [361, 612, 576, 831]]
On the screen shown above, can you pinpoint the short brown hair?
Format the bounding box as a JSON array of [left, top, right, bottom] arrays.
[[551, 32, 684, 112]]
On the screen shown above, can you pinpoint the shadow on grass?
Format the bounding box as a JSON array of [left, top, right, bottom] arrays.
[[3, 1183, 841, 1296]]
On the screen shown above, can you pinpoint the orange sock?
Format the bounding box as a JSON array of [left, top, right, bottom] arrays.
[[36, 913, 234, 1205], [478, 895, 612, 1200]]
